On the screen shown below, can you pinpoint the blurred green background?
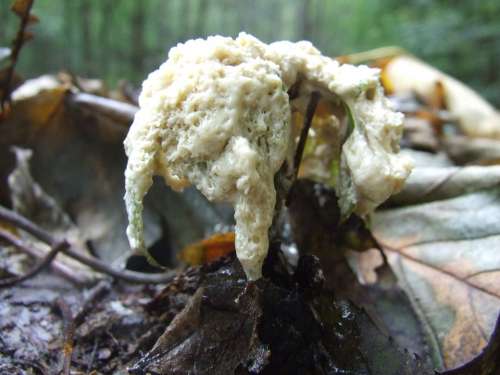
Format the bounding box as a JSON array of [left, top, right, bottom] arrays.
[[1, 0, 499, 105]]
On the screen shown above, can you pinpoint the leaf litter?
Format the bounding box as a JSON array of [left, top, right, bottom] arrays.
[[0, 31, 499, 375]]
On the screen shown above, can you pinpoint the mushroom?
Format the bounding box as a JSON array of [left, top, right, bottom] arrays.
[[124, 33, 412, 280]]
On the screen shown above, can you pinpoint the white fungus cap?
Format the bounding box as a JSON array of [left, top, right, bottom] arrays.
[[124, 33, 412, 280]]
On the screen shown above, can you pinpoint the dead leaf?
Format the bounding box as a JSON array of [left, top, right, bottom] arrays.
[[389, 165, 500, 206], [133, 254, 431, 374], [9, 75, 66, 124], [399, 149, 453, 169], [373, 187, 500, 369], [129, 258, 264, 375], [441, 314, 500, 375], [286, 179, 433, 366], [402, 117, 440, 152], [345, 248, 384, 285], [383, 55, 500, 139], [6, 146, 96, 282], [443, 135, 500, 166], [178, 232, 235, 266], [10, 0, 34, 18]]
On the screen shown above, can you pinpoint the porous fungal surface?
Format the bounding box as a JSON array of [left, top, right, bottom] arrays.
[[124, 32, 412, 280]]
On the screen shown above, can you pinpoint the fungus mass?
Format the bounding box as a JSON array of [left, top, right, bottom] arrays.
[[124, 33, 412, 280]]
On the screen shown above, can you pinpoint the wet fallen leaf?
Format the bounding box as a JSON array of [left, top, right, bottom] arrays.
[[129, 258, 264, 375], [286, 179, 433, 366], [132, 254, 432, 375], [373, 187, 500, 369]]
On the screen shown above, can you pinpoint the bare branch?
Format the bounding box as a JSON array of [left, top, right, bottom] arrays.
[[0, 0, 36, 116], [293, 91, 320, 179], [56, 280, 110, 375], [0, 204, 178, 284], [0, 228, 88, 285], [69, 92, 138, 125], [0, 238, 67, 288], [284, 91, 320, 208]]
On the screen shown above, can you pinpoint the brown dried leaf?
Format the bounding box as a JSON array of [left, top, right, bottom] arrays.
[[441, 314, 500, 375], [10, 0, 33, 18], [373, 188, 500, 369]]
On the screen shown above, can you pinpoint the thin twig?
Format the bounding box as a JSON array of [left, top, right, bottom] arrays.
[[0, 205, 54, 244], [63, 245, 177, 284], [0, 228, 87, 285], [57, 280, 110, 375], [0, 239, 67, 288], [284, 92, 320, 207], [57, 298, 74, 375], [68, 92, 138, 125], [0, 205, 177, 284], [293, 91, 320, 179], [1, 0, 35, 114], [86, 337, 99, 374]]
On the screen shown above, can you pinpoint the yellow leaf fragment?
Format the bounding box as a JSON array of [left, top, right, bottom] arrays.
[[179, 232, 235, 266]]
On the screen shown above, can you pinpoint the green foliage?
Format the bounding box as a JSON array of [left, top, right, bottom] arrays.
[[1, 0, 499, 105]]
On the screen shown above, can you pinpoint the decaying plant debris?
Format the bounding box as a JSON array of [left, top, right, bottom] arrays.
[[1, 4, 500, 374]]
